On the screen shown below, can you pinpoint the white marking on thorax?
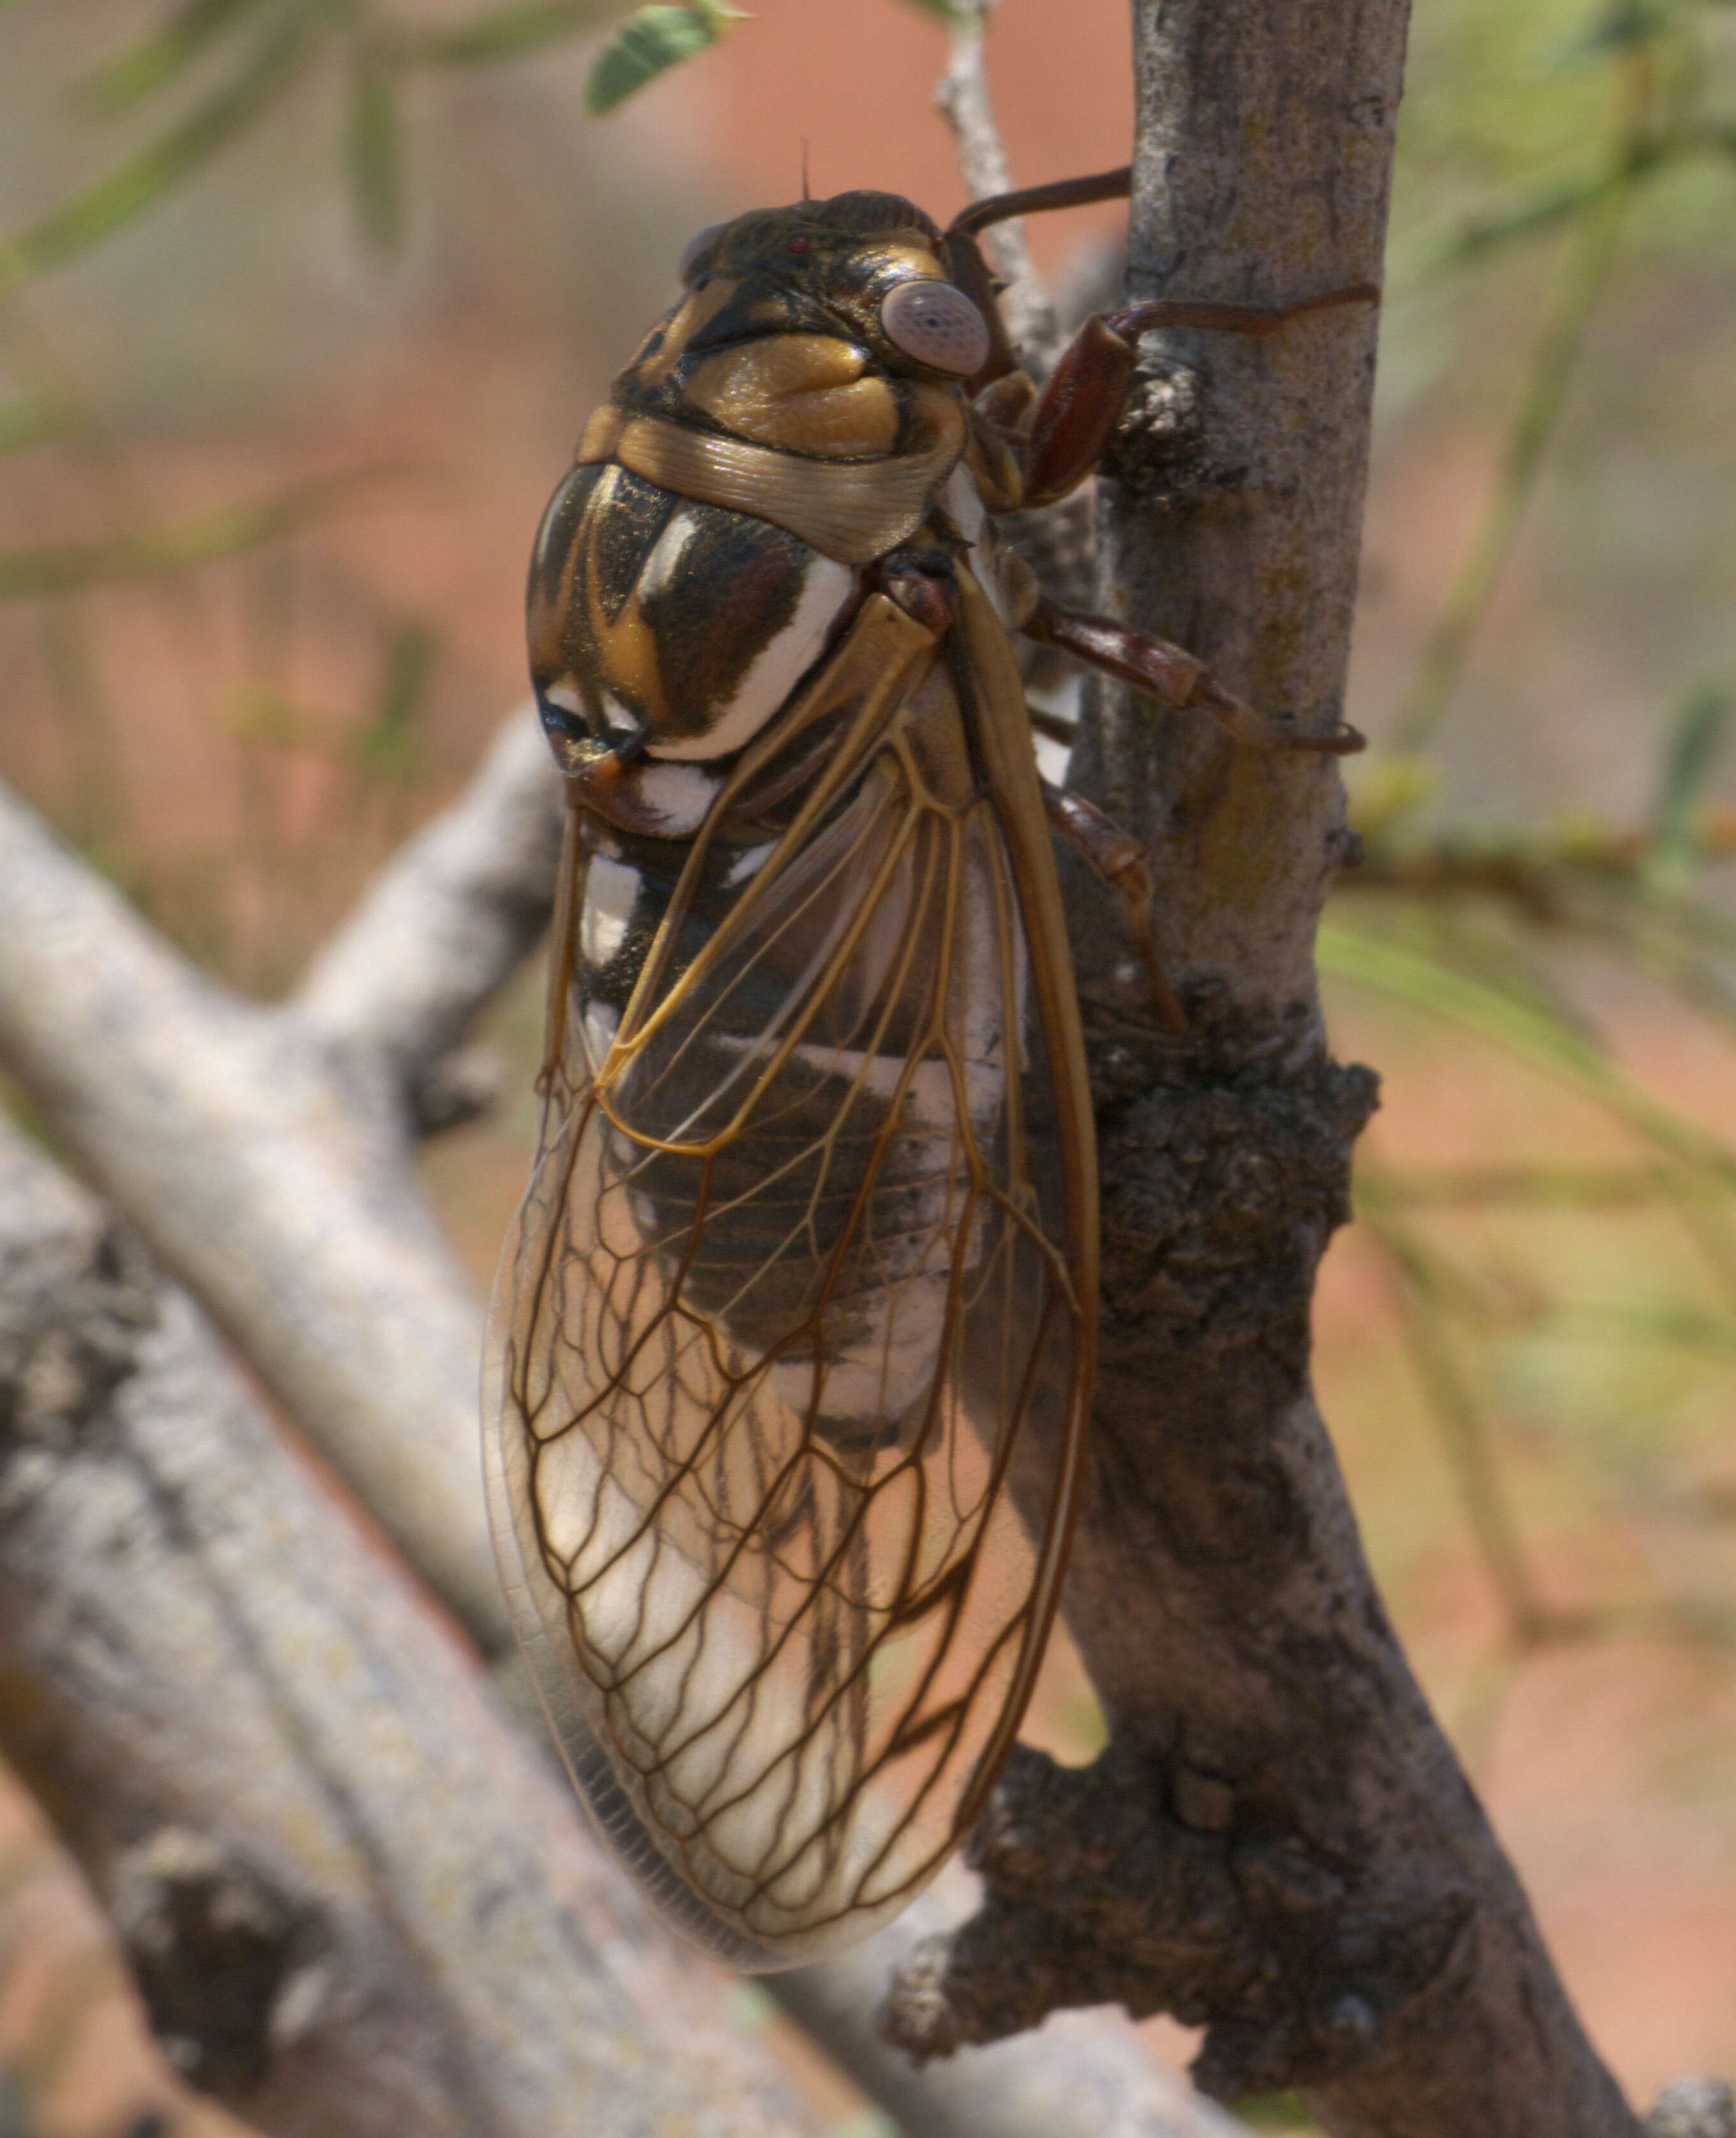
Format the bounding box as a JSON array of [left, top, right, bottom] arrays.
[[940, 463, 988, 546], [723, 840, 776, 886], [941, 464, 1015, 621], [636, 759, 719, 834], [649, 545, 856, 762], [581, 851, 642, 966], [637, 507, 704, 602], [600, 691, 642, 740]]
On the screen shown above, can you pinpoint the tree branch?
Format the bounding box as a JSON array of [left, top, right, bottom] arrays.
[[882, 4, 1652, 2134], [0, 748, 1241, 2138], [776, 1873, 1244, 2138], [0, 776, 506, 1644], [0, 1117, 811, 2138], [294, 711, 562, 1135], [935, 0, 1060, 363]]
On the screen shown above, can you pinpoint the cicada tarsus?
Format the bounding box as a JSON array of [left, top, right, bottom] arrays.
[[485, 167, 1373, 1969]]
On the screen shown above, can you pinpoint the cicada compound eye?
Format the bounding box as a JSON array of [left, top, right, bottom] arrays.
[[879, 279, 990, 376], [678, 222, 727, 284]]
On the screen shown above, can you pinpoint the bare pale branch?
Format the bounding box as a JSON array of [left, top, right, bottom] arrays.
[[0, 776, 504, 1643], [0, 748, 1242, 2138], [0, 1117, 813, 2138], [934, 0, 1059, 362], [295, 708, 561, 1128]]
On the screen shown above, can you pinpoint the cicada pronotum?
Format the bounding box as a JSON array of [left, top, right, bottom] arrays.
[[485, 167, 1373, 1969]]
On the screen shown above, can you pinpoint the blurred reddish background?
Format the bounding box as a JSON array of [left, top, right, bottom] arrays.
[[0, 3, 1732, 2132]]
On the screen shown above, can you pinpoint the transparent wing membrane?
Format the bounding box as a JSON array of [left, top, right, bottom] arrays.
[[487, 641, 1090, 1968]]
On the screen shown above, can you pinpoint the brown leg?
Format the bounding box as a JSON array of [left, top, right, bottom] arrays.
[[1023, 596, 1366, 756], [1041, 778, 1186, 1034], [1028, 704, 1077, 748], [1020, 282, 1380, 509]]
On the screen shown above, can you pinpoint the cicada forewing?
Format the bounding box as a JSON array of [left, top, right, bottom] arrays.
[[485, 583, 1094, 1968]]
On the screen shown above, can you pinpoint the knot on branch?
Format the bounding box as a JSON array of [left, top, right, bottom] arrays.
[[1094, 1006, 1378, 1358], [112, 1826, 331, 2101], [1101, 361, 1216, 508], [0, 1214, 156, 1468], [882, 1740, 1472, 2104], [1649, 2079, 1736, 2138]]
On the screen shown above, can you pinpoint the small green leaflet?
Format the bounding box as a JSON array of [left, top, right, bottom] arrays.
[[584, 2, 746, 116], [1646, 679, 1734, 900]]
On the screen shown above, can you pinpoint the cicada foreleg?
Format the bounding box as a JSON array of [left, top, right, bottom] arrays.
[[986, 275, 1376, 759], [1016, 284, 1381, 513]]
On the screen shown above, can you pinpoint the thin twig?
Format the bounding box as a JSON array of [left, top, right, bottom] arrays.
[[1392, 32, 1672, 755], [934, 0, 1061, 364]]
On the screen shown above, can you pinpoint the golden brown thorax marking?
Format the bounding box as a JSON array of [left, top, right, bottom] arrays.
[[580, 471, 669, 724], [572, 396, 969, 566], [684, 335, 900, 459], [626, 277, 741, 388]]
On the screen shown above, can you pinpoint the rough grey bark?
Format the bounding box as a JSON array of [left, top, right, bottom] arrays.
[[0, 752, 1238, 2138], [0, 1119, 810, 2138], [880, 5, 1649, 2137], [774, 1872, 1242, 2138]]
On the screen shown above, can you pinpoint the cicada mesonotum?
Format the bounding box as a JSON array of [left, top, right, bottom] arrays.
[[485, 169, 1372, 1968]]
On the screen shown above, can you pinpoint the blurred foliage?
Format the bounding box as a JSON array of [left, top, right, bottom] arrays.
[[1318, 0, 1736, 1795], [0, 472, 376, 598]]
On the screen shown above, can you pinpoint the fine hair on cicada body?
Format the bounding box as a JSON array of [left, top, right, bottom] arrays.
[[485, 167, 1374, 1969]]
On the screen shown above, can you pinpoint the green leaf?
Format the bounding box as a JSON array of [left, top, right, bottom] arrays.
[[403, 0, 605, 65], [79, 0, 273, 117], [894, 0, 969, 20], [1645, 678, 1734, 900], [0, 11, 319, 294], [1425, 135, 1672, 274], [347, 51, 402, 253], [584, 2, 746, 116], [0, 474, 373, 600]]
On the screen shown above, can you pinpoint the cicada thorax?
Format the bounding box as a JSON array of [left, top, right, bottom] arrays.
[[523, 190, 1032, 843]]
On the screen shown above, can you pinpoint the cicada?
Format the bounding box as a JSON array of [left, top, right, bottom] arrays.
[[485, 167, 1371, 1969]]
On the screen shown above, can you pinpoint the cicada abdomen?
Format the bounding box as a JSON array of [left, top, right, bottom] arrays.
[[488, 171, 1372, 1967]]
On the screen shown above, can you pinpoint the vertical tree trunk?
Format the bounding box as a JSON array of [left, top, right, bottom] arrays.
[[886, 6, 1649, 2134]]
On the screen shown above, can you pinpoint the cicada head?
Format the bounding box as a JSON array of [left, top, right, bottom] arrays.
[[614, 191, 1015, 442]]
